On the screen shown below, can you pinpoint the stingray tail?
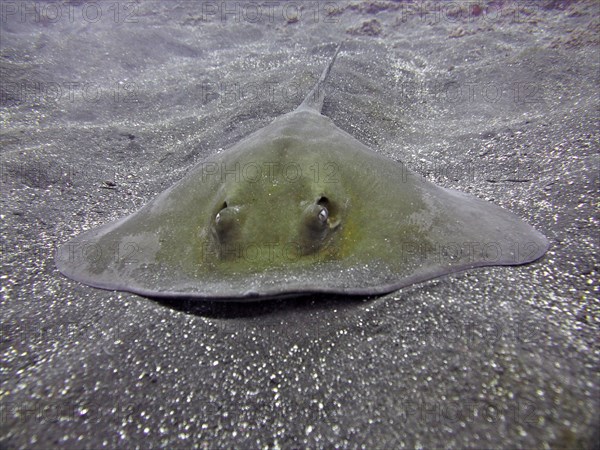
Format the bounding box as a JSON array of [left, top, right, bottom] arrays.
[[297, 43, 342, 113]]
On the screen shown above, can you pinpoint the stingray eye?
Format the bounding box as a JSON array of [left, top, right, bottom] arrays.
[[215, 201, 227, 223], [318, 207, 328, 223], [213, 202, 239, 242], [302, 203, 328, 232], [299, 198, 336, 255]]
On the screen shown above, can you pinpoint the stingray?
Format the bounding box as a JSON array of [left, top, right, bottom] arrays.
[[55, 45, 549, 300]]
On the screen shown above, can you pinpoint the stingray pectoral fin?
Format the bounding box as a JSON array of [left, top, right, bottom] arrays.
[[425, 185, 549, 265]]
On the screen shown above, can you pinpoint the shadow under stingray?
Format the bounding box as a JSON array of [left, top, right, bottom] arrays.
[[152, 292, 378, 319]]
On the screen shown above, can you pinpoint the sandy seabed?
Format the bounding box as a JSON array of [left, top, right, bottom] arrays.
[[1, 1, 598, 448]]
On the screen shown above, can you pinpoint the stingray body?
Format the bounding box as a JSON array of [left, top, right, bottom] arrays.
[[56, 46, 549, 300]]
